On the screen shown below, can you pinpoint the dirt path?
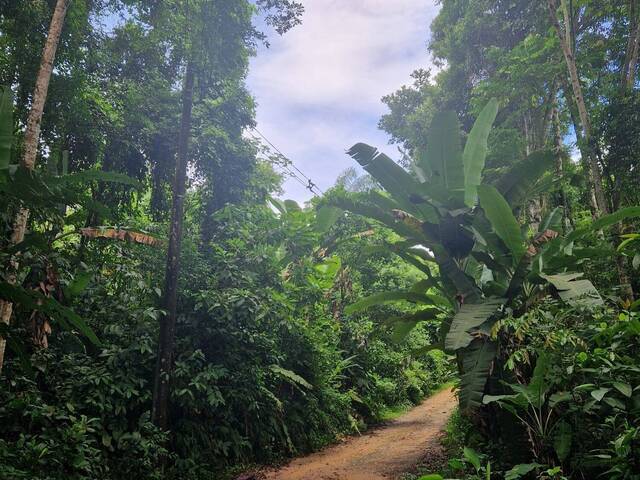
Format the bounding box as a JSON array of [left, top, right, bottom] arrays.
[[262, 387, 456, 480]]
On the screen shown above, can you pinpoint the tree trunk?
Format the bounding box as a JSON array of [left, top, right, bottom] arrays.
[[622, 0, 639, 89], [613, 1, 639, 302], [0, 0, 70, 374], [152, 61, 195, 430], [552, 100, 574, 232], [547, 0, 609, 215]]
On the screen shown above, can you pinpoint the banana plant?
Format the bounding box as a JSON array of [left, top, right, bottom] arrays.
[[326, 99, 640, 413]]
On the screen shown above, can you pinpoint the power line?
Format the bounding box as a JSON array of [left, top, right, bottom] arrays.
[[246, 132, 308, 189], [251, 128, 322, 196], [250, 127, 323, 196]]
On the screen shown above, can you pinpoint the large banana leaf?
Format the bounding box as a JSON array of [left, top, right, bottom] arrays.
[[437, 253, 482, 303], [463, 99, 499, 207], [361, 243, 436, 278], [315, 205, 343, 233], [494, 151, 555, 208], [564, 206, 640, 244], [445, 298, 504, 352], [329, 193, 431, 244], [420, 110, 464, 199], [387, 308, 442, 343], [459, 338, 497, 412], [270, 365, 313, 390], [539, 206, 564, 233], [541, 273, 603, 307], [478, 184, 526, 263], [344, 291, 441, 315], [0, 86, 13, 170], [347, 143, 439, 222]]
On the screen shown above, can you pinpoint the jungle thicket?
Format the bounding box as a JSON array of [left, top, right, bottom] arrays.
[[0, 1, 639, 479]]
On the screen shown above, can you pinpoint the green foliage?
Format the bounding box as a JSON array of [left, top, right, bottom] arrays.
[[444, 299, 503, 352], [0, 85, 12, 170], [477, 185, 525, 262], [463, 99, 499, 207]]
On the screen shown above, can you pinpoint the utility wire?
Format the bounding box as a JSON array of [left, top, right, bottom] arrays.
[[246, 132, 307, 187], [250, 127, 323, 196]]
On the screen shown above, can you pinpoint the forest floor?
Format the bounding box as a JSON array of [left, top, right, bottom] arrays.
[[260, 387, 456, 480]]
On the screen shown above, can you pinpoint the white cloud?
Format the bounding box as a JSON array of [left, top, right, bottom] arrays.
[[248, 0, 440, 203]]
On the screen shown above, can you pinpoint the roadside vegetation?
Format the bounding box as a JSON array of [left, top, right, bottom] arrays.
[[0, 1, 639, 479]]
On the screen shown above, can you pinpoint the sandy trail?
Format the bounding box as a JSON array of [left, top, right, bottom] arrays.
[[262, 387, 456, 480]]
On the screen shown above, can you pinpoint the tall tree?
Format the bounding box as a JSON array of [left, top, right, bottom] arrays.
[[547, 0, 609, 215], [150, 0, 303, 430], [0, 0, 70, 373]]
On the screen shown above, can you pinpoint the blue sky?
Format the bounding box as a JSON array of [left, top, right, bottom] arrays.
[[247, 0, 440, 203]]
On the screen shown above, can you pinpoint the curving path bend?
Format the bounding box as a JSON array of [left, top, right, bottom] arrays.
[[261, 387, 456, 480]]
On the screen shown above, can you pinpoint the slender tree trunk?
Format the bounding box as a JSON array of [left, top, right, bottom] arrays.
[[558, 75, 599, 214], [152, 61, 195, 430], [547, 0, 609, 215], [552, 99, 575, 232], [0, 0, 70, 374], [622, 0, 639, 89], [613, 0, 639, 302]]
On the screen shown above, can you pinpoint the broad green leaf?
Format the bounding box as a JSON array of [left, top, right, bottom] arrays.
[[541, 273, 603, 307], [445, 298, 504, 351], [549, 391, 572, 407], [539, 206, 564, 233], [617, 233, 640, 251], [345, 291, 436, 314], [268, 196, 287, 215], [328, 193, 431, 244], [463, 446, 482, 471], [418, 475, 444, 480], [388, 308, 442, 343], [437, 254, 482, 303], [554, 421, 572, 462], [270, 365, 313, 390], [64, 272, 92, 298], [494, 151, 555, 208], [478, 185, 525, 262], [591, 387, 611, 402], [420, 110, 464, 196], [0, 86, 13, 170], [613, 382, 632, 398], [482, 394, 518, 404], [410, 278, 438, 294], [463, 98, 499, 206], [459, 339, 497, 412], [603, 397, 626, 410], [411, 343, 444, 356], [347, 143, 439, 222], [284, 199, 301, 212], [315, 206, 343, 232], [527, 352, 551, 408], [505, 463, 542, 480], [566, 207, 640, 244]]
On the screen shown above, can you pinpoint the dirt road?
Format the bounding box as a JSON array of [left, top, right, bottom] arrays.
[[263, 387, 456, 480]]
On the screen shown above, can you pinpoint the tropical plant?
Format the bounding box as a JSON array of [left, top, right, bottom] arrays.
[[327, 100, 640, 414]]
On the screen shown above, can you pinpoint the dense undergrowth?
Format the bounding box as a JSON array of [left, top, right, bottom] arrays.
[[2, 1, 640, 480], [412, 301, 640, 479], [0, 201, 452, 479]]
